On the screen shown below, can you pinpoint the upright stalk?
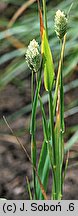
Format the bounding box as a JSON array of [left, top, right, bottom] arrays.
[[53, 34, 66, 116], [42, 0, 48, 38], [54, 37, 66, 199], [60, 40, 65, 134], [49, 91, 55, 163], [31, 70, 36, 199], [59, 40, 65, 195], [31, 71, 34, 104], [52, 35, 66, 200], [31, 61, 43, 199], [49, 91, 57, 199]]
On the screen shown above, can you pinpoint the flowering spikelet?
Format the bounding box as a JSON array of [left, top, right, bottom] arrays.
[[55, 10, 68, 39], [25, 39, 41, 72]]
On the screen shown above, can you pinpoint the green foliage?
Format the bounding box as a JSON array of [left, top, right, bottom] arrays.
[[42, 29, 54, 91]]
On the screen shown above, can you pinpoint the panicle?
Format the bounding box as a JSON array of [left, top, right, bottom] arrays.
[[25, 39, 41, 72], [55, 10, 68, 39]]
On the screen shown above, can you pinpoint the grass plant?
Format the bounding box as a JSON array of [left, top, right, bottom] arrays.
[[25, 0, 74, 199], [0, 0, 78, 200]]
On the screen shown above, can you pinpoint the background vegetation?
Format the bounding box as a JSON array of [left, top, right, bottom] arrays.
[[0, 0, 78, 199]]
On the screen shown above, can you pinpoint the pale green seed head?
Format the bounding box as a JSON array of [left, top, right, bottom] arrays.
[[55, 10, 68, 39], [25, 39, 41, 72]]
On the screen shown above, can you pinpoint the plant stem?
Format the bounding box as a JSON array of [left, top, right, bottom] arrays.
[[49, 91, 57, 199], [59, 40, 65, 195], [53, 34, 66, 116], [35, 72, 49, 143], [49, 91, 55, 163], [54, 39, 65, 199], [31, 70, 36, 199], [31, 70, 34, 104], [52, 35, 66, 199], [31, 61, 43, 199], [60, 39, 65, 133], [31, 134, 37, 199], [42, 0, 48, 38]]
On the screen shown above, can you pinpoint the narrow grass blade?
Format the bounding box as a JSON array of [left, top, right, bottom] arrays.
[[36, 94, 50, 199], [26, 176, 33, 200], [37, 140, 50, 199], [62, 151, 69, 185]]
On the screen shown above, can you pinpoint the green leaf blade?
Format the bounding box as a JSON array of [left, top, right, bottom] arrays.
[[42, 30, 54, 91]]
